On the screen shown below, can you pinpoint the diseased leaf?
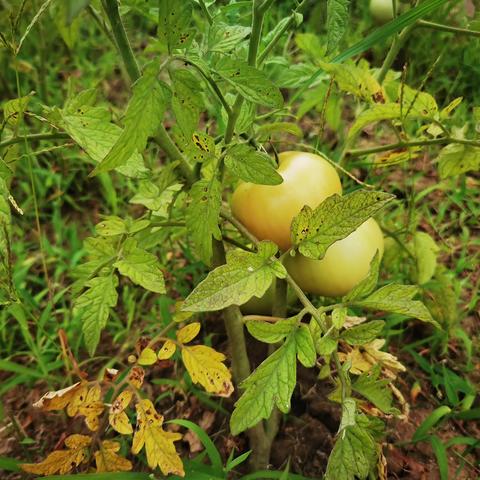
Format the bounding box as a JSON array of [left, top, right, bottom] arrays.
[[95, 440, 133, 472], [158, 0, 194, 52], [353, 284, 438, 326], [59, 105, 148, 178], [32, 382, 82, 411], [74, 275, 119, 356], [208, 23, 251, 53], [326, 0, 350, 54], [158, 340, 176, 359], [109, 390, 134, 435], [225, 144, 283, 185], [77, 384, 104, 431], [400, 84, 438, 118], [215, 57, 283, 108], [132, 399, 184, 476], [293, 190, 394, 260], [341, 320, 385, 346], [176, 322, 201, 344], [182, 345, 233, 397], [114, 238, 166, 294], [171, 69, 203, 135], [186, 178, 222, 265], [183, 243, 286, 312], [127, 366, 145, 389], [437, 143, 480, 179], [92, 62, 171, 175], [3, 94, 31, 127], [21, 434, 91, 475], [138, 347, 158, 366], [95, 216, 127, 237]]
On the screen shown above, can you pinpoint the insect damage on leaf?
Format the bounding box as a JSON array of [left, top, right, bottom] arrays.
[[132, 399, 184, 476], [21, 434, 91, 476]]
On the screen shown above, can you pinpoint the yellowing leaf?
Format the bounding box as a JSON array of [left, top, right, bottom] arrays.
[[21, 434, 91, 475], [182, 345, 233, 397], [66, 384, 89, 417], [109, 390, 133, 435], [132, 399, 184, 476], [176, 322, 201, 344], [339, 339, 406, 377], [95, 440, 132, 472], [128, 366, 145, 389], [33, 382, 82, 411], [138, 347, 158, 366], [78, 384, 104, 431], [158, 340, 176, 360]]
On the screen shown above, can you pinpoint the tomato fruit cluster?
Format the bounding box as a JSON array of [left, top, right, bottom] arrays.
[[231, 151, 384, 302]]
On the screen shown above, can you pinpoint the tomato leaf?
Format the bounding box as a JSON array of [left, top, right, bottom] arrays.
[[292, 190, 394, 260], [109, 390, 133, 435], [352, 284, 439, 327], [130, 181, 183, 218], [208, 23, 251, 53], [95, 440, 133, 472], [437, 143, 480, 179], [186, 177, 222, 265], [176, 322, 201, 344], [341, 320, 385, 346], [182, 242, 286, 312], [225, 144, 283, 185], [114, 238, 166, 294], [171, 69, 203, 135], [158, 0, 194, 52], [246, 318, 297, 344], [347, 103, 401, 142], [91, 62, 171, 175], [326, 0, 350, 55], [74, 275, 119, 356], [352, 366, 396, 414], [414, 232, 439, 285], [344, 251, 381, 301], [215, 57, 283, 108]]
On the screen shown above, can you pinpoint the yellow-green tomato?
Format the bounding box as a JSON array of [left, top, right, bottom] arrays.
[[369, 0, 394, 23], [231, 151, 342, 251], [284, 218, 384, 297], [240, 283, 296, 315]]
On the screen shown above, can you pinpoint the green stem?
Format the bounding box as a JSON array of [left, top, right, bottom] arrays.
[[87, 4, 116, 46], [417, 19, 480, 37], [347, 137, 480, 157], [102, 0, 194, 185], [0, 132, 69, 148], [377, 23, 416, 84], [198, 0, 214, 25]]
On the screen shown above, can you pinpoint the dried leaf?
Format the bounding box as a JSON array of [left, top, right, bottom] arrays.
[[109, 390, 133, 435], [33, 382, 82, 411], [128, 367, 145, 389], [77, 384, 104, 431], [95, 440, 132, 472]]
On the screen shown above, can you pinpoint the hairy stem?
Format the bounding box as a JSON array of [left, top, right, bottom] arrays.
[[417, 19, 480, 37], [0, 132, 70, 148]]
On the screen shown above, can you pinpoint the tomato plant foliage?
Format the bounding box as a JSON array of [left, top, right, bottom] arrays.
[[0, 0, 476, 478]]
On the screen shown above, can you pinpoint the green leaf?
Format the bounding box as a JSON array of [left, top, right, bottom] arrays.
[[158, 0, 194, 51], [225, 144, 283, 185], [183, 242, 286, 312], [325, 417, 377, 480], [344, 251, 381, 301], [246, 318, 297, 344], [59, 105, 148, 178], [74, 275, 118, 356], [326, 0, 350, 55], [332, 307, 347, 329], [437, 143, 480, 179], [51, 1, 81, 49], [95, 216, 127, 237], [208, 23, 250, 53], [292, 190, 394, 260], [3, 94, 32, 127], [347, 103, 400, 142], [231, 326, 310, 434], [91, 62, 171, 175], [295, 324, 316, 367], [130, 181, 183, 218], [352, 366, 395, 414], [414, 232, 439, 285], [171, 69, 203, 135], [185, 178, 222, 265], [256, 122, 303, 140], [339, 397, 357, 432], [310, 319, 337, 355], [215, 58, 283, 108], [341, 320, 385, 345], [353, 284, 439, 326], [114, 239, 166, 294]]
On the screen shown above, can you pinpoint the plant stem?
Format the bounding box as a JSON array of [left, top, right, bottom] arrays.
[[211, 239, 269, 469], [0, 132, 69, 148], [102, 0, 194, 185], [417, 19, 480, 37], [347, 136, 480, 157], [198, 0, 214, 25], [377, 23, 416, 84]]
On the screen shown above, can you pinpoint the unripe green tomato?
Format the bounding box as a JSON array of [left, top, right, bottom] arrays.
[[231, 151, 342, 252], [240, 283, 297, 315], [284, 218, 384, 297], [369, 0, 394, 23]]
